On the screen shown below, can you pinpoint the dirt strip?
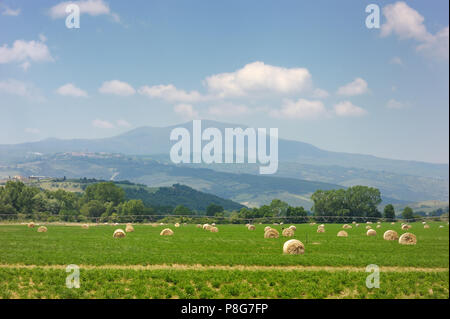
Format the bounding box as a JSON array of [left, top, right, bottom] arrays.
[[0, 264, 448, 272]]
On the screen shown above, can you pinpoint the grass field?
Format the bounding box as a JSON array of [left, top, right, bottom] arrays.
[[0, 222, 448, 299]]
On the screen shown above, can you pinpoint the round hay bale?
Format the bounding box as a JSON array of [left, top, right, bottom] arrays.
[[125, 225, 134, 232], [367, 229, 377, 236], [424, 224, 430, 229], [283, 239, 305, 255], [310, 222, 316, 225], [288, 225, 296, 231], [355, 223, 360, 227], [377, 221, 381, 224], [366, 225, 372, 230], [202, 224, 211, 230], [282, 228, 295, 237], [37, 226, 47, 233], [81, 224, 89, 229], [342, 224, 352, 229], [317, 227, 325, 233], [376, 225, 381, 229], [399, 232, 417, 245], [319, 224, 325, 228], [422, 221, 426, 225], [160, 228, 174, 236], [245, 223, 250, 227], [210, 226, 219, 233], [247, 225, 256, 231], [113, 229, 126, 238], [352, 221, 356, 224], [264, 226, 272, 232], [337, 230, 348, 237], [27, 222, 35, 228], [391, 222, 396, 225], [367, 221, 372, 224], [401, 224, 410, 230], [174, 223, 180, 228], [264, 228, 279, 238], [383, 230, 398, 241], [439, 225, 444, 228], [211, 223, 216, 226], [196, 224, 203, 228]]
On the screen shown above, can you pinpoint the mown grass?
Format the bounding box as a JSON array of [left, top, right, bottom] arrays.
[[0, 267, 447, 299], [0, 223, 448, 267]]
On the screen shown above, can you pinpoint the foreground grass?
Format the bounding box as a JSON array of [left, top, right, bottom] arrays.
[[0, 223, 448, 267], [0, 267, 447, 299]]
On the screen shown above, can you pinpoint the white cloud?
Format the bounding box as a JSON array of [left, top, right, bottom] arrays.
[[208, 103, 251, 117], [416, 26, 449, 61], [48, 0, 119, 21], [311, 88, 329, 99], [204, 61, 312, 97], [337, 78, 369, 96], [99, 80, 135, 96], [386, 99, 408, 109], [381, 2, 448, 61], [92, 119, 114, 129], [270, 99, 327, 119], [0, 38, 53, 68], [333, 101, 367, 117], [25, 128, 40, 134], [174, 104, 199, 120], [56, 83, 88, 97], [138, 84, 205, 102], [20, 61, 31, 71], [2, 5, 20, 16], [116, 119, 131, 127], [0, 79, 35, 97]]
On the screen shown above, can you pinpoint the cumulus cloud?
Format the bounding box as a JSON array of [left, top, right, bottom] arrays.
[[204, 61, 312, 97], [311, 88, 329, 99], [92, 119, 114, 129], [386, 99, 408, 109], [174, 104, 199, 119], [0, 37, 53, 68], [1, 5, 20, 16], [208, 103, 252, 117], [138, 84, 205, 102], [56, 83, 88, 97], [333, 101, 367, 117], [337, 78, 369, 96], [0, 79, 43, 100], [48, 0, 119, 22], [270, 99, 327, 119], [99, 80, 135, 96], [381, 2, 448, 61]]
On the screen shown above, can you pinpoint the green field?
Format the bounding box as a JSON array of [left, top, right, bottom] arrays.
[[0, 222, 448, 299]]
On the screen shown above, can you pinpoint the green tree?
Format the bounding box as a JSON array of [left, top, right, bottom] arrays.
[[173, 204, 192, 215], [83, 182, 125, 206], [80, 200, 106, 217], [206, 204, 224, 217], [402, 206, 414, 220], [383, 204, 396, 220]]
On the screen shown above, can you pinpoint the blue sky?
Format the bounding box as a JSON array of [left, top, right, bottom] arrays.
[[0, 0, 448, 163]]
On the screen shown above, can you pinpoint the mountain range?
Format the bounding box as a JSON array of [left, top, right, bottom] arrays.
[[0, 120, 448, 208]]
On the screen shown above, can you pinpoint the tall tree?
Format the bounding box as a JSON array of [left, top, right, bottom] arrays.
[[383, 204, 396, 220]]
